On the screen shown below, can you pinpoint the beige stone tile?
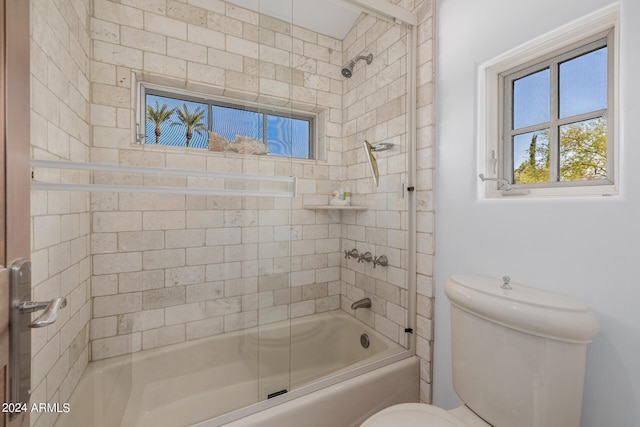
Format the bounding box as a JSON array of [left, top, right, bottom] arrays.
[[165, 302, 207, 325], [94, 293, 142, 317], [93, 252, 142, 275], [119, 269, 164, 293], [91, 333, 141, 360], [118, 309, 165, 334], [142, 287, 185, 309], [186, 281, 223, 302], [164, 265, 204, 287], [118, 230, 164, 252]]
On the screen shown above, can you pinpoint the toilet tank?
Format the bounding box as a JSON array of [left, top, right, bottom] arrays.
[[445, 274, 599, 427]]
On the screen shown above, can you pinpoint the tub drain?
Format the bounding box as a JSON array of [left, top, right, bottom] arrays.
[[360, 333, 370, 348]]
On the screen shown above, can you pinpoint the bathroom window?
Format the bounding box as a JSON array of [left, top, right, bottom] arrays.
[[504, 36, 612, 187], [141, 87, 315, 159], [479, 7, 618, 197]]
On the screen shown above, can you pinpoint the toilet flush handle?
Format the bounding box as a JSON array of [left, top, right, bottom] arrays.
[[501, 276, 512, 290]]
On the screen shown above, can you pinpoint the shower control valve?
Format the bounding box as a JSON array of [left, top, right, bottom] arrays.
[[372, 255, 388, 268], [358, 251, 373, 263], [344, 249, 359, 259]]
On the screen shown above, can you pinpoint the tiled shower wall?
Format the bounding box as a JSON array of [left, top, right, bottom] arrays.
[[28, 0, 435, 420], [339, 13, 411, 344], [29, 0, 92, 426], [338, 0, 435, 403], [88, 0, 347, 360]]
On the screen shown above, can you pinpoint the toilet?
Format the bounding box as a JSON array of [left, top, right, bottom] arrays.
[[361, 274, 599, 427]]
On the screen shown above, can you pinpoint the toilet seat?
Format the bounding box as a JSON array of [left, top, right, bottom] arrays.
[[360, 403, 466, 427]]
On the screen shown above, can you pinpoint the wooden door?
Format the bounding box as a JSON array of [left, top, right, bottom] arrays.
[[0, 0, 7, 416], [2, 0, 31, 426]]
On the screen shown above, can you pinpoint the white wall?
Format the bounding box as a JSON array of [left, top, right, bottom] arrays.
[[434, 0, 640, 425]]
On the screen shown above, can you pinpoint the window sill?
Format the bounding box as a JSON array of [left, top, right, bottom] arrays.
[[481, 183, 618, 199], [132, 142, 326, 164]]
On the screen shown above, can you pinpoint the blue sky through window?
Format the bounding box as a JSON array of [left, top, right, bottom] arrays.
[[211, 106, 262, 142], [513, 68, 550, 129], [267, 115, 310, 158], [513, 47, 607, 132], [560, 47, 607, 118]]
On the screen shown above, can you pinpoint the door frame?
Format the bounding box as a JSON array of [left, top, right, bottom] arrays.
[[2, 0, 31, 426]]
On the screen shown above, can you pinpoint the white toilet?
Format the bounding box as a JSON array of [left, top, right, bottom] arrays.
[[362, 274, 599, 427]]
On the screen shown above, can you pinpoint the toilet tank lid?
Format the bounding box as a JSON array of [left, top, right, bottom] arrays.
[[445, 274, 599, 343]]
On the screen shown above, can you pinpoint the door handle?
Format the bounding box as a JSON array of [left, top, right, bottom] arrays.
[[17, 297, 67, 327]]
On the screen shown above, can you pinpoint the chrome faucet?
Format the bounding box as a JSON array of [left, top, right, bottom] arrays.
[[351, 297, 372, 310]]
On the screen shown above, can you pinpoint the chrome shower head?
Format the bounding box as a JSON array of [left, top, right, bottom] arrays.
[[342, 61, 355, 78], [341, 53, 373, 78]]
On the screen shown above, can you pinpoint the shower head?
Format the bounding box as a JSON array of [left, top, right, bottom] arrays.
[[363, 140, 394, 187], [341, 53, 373, 78], [363, 140, 379, 187], [341, 62, 355, 78]]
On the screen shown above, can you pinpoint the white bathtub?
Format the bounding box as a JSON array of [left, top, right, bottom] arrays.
[[54, 310, 417, 427]]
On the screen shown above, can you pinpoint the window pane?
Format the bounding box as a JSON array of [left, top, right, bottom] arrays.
[[267, 115, 310, 159], [513, 68, 550, 129], [560, 117, 607, 181], [513, 130, 550, 184], [211, 105, 263, 142], [146, 95, 209, 148], [559, 47, 607, 119]]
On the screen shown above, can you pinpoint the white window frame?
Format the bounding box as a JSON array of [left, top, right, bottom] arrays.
[[135, 80, 320, 161], [478, 4, 619, 198]]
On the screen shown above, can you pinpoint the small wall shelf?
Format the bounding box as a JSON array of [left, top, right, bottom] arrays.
[[304, 205, 368, 211]]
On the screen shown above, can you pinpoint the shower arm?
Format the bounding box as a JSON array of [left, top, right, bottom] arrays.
[[353, 54, 373, 65], [369, 142, 394, 152]]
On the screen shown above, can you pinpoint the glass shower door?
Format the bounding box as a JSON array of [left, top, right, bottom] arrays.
[[254, 0, 294, 402]]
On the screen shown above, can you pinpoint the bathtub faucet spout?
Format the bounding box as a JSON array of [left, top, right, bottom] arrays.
[[351, 298, 372, 310]]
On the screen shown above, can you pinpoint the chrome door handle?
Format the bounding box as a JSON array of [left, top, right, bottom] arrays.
[[17, 297, 67, 328]]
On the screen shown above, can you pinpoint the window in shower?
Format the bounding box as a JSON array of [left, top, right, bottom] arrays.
[[479, 7, 618, 198], [142, 87, 315, 159]]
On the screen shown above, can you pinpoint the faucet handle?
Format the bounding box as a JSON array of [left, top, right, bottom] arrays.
[[358, 251, 373, 263], [345, 249, 359, 259], [372, 255, 388, 268]]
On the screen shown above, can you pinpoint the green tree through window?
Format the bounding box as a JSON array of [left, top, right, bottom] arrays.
[[514, 118, 607, 184], [171, 103, 207, 147], [146, 101, 175, 144]]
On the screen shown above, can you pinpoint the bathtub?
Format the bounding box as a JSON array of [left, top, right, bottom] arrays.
[[54, 310, 418, 427]]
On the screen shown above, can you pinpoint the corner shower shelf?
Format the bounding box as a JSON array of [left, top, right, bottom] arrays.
[[304, 205, 368, 211]]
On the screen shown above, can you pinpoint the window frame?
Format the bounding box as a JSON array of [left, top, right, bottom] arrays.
[[138, 82, 317, 160], [501, 32, 613, 189], [478, 5, 619, 198]]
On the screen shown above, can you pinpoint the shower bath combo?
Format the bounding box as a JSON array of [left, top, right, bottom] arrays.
[[20, 1, 422, 426]]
